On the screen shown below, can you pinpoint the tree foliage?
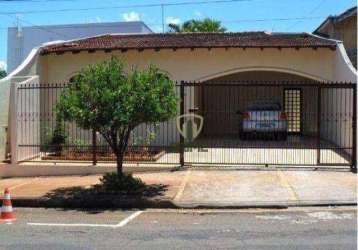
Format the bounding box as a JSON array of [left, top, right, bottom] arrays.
[[56, 57, 177, 174], [0, 70, 6, 79], [168, 18, 227, 33]]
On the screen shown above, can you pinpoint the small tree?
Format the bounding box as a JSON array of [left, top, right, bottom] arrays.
[[56, 58, 177, 175]]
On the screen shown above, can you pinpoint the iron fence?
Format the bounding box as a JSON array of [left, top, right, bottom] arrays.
[[16, 82, 180, 165], [14, 81, 356, 170], [180, 81, 356, 169]]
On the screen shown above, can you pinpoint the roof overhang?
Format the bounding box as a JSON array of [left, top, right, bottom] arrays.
[[40, 32, 337, 56]]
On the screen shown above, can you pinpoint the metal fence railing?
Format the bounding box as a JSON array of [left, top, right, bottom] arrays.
[[12, 81, 356, 171], [180, 81, 356, 169], [13, 82, 181, 165]]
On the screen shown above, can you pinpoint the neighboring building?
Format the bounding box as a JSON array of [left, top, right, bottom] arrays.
[[7, 21, 153, 73], [313, 6, 357, 68], [0, 32, 356, 170]]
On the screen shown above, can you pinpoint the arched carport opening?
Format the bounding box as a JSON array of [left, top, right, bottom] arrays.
[[182, 70, 354, 166], [195, 71, 317, 137], [195, 66, 328, 82]]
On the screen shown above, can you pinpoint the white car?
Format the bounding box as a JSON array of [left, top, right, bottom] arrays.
[[239, 101, 288, 140]]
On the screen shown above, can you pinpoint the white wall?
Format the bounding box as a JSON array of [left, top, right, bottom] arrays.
[[0, 46, 42, 161], [333, 43, 357, 82]]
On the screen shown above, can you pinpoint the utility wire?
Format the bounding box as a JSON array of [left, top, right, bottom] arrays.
[[285, 0, 327, 31], [0, 15, 327, 29], [0, 13, 72, 38], [0, 0, 252, 14], [0, 0, 252, 34], [0, 15, 327, 33], [0, 0, 328, 37]]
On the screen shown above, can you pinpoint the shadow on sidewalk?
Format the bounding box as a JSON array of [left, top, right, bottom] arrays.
[[41, 183, 170, 212]]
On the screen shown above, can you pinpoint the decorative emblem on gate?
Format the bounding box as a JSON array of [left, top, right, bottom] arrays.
[[176, 114, 204, 142]]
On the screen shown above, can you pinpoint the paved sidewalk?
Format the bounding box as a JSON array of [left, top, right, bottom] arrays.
[[0, 171, 185, 199], [0, 169, 356, 208], [174, 170, 357, 207]]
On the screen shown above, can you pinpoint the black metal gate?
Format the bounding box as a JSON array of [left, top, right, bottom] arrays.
[[180, 81, 356, 170]]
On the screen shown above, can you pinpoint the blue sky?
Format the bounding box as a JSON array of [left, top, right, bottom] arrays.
[[0, 0, 355, 71]]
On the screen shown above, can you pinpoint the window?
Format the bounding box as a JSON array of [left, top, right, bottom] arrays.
[[284, 89, 301, 133]]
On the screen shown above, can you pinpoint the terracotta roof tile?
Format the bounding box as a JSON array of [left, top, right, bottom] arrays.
[[40, 32, 337, 55]]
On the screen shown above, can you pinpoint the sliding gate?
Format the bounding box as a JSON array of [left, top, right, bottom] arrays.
[[180, 81, 356, 169]]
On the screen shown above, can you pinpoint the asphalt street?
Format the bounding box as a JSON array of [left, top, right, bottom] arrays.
[[0, 207, 356, 250]]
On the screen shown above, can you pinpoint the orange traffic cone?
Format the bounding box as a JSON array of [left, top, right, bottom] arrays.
[[1, 188, 16, 222]]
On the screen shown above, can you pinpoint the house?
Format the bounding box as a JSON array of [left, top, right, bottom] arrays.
[[313, 6, 357, 68], [7, 21, 153, 73], [0, 32, 356, 170]]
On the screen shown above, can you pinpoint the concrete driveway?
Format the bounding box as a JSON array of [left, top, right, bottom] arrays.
[[174, 170, 357, 207]]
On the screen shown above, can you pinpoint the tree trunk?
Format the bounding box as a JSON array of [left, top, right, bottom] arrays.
[[116, 151, 124, 176], [106, 127, 132, 176]]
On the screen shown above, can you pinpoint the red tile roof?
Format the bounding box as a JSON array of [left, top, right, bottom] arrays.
[[40, 32, 337, 55]]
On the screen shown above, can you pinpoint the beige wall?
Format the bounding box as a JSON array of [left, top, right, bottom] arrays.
[[204, 70, 308, 81], [41, 47, 338, 83], [38, 48, 353, 147]]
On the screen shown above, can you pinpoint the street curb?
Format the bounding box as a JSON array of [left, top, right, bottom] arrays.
[[11, 197, 179, 209], [173, 202, 358, 209], [10, 197, 357, 209]]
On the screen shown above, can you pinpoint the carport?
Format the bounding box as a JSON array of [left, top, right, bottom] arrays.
[[181, 75, 355, 166]]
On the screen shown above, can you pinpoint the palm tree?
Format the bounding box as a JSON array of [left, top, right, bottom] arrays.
[[168, 18, 226, 33]]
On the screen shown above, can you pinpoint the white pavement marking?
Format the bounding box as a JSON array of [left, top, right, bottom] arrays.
[[116, 211, 143, 227], [256, 215, 291, 220], [27, 223, 118, 228], [27, 210, 143, 229], [307, 211, 353, 220]]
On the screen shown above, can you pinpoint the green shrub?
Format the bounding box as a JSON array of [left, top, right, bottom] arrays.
[[47, 118, 67, 155], [98, 172, 146, 194]]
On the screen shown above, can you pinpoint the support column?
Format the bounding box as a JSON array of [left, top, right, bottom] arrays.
[[92, 130, 97, 166], [179, 81, 185, 168], [10, 81, 18, 165], [316, 86, 321, 165], [352, 84, 357, 172]]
